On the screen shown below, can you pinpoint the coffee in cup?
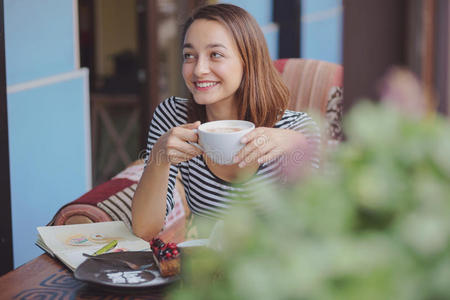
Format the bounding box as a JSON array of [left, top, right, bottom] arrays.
[[195, 120, 254, 165], [203, 127, 243, 133]]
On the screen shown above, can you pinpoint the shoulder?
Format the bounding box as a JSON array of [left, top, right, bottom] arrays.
[[156, 96, 189, 114], [275, 109, 315, 129], [282, 109, 309, 119], [153, 96, 189, 127]]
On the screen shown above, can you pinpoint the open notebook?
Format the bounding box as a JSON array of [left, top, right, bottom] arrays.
[[36, 221, 150, 271]]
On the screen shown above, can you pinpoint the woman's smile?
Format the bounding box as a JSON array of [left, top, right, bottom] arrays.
[[195, 80, 219, 90]]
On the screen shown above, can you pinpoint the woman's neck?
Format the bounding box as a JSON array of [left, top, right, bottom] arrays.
[[205, 99, 238, 121]]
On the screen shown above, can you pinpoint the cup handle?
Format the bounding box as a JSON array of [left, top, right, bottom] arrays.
[[188, 129, 203, 151]]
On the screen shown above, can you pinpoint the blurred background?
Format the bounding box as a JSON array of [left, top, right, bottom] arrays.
[[0, 0, 448, 273], [77, 0, 343, 186]]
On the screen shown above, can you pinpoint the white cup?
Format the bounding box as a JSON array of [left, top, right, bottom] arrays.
[[194, 120, 255, 165]]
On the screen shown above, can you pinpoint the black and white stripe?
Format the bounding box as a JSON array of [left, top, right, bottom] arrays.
[[146, 97, 320, 219], [97, 184, 137, 229]]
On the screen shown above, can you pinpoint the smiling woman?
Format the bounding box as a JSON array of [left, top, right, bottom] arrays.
[[131, 3, 321, 241]]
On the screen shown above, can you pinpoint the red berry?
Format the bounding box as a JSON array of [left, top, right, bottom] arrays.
[[172, 250, 179, 255], [165, 252, 172, 258]]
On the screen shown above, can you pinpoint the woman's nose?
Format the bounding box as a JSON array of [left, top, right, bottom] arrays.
[[193, 56, 209, 76]]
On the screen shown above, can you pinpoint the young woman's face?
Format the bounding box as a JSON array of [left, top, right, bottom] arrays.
[[182, 19, 244, 107]]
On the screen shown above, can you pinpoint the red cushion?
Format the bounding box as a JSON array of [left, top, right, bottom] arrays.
[[52, 204, 112, 225], [72, 178, 135, 206], [273, 59, 288, 73], [48, 178, 135, 225]]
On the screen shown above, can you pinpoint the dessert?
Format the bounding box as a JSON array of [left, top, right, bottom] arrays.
[[150, 238, 181, 277]]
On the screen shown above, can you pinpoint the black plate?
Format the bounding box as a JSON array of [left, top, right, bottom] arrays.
[[74, 251, 179, 288]]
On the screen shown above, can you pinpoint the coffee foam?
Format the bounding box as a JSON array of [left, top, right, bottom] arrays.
[[204, 127, 243, 133]]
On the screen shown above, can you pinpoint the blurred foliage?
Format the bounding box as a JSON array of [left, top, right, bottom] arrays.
[[169, 101, 450, 300]]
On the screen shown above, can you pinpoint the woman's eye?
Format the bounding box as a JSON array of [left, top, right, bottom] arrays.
[[183, 53, 194, 60], [211, 52, 223, 58]]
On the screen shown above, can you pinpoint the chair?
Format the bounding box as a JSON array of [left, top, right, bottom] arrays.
[[48, 58, 344, 241], [48, 161, 188, 242], [274, 58, 344, 141]]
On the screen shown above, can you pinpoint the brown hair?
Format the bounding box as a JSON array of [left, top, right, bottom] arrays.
[[182, 4, 289, 127]]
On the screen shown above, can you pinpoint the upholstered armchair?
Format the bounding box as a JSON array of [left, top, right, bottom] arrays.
[[48, 58, 344, 241], [274, 58, 344, 141]]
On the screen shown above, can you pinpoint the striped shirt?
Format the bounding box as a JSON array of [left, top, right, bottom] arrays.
[[146, 97, 320, 219]]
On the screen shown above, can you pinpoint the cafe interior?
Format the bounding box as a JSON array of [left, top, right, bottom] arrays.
[[0, 0, 449, 298]]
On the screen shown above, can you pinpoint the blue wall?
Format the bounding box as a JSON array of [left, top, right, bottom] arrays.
[[301, 0, 343, 63], [217, 0, 343, 63], [4, 0, 91, 268], [5, 0, 76, 85], [222, 0, 272, 25], [219, 0, 279, 59]]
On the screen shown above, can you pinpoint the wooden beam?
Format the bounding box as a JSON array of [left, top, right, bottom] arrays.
[[136, 0, 159, 150], [0, 0, 14, 275], [422, 0, 436, 112], [273, 0, 301, 58], [435, 0, 449, 115], [342, 0, 407, 112]]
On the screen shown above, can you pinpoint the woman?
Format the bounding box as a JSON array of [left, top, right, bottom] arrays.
[[132, 4, 320, 240]]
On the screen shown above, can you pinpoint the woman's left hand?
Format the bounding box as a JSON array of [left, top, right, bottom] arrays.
[[233, 127, 307, 168]]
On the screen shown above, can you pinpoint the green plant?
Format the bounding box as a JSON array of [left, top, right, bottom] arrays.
[[169, 101, 450, 300]]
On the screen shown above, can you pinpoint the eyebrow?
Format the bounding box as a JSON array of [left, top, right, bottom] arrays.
[[182, 43, 227, 50]]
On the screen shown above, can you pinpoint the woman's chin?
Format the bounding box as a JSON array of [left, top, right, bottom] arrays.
[[192, 97, 215, 106]]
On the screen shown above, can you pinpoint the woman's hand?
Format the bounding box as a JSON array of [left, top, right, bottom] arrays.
[[233, 127, 308, 168], [152, 121, 203, 165]]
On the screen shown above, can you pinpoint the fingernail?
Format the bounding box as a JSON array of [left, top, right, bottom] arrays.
[[239, 161, 246, 168], [240, 137, 247, 143]]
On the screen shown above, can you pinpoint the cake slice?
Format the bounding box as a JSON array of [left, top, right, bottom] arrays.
[[150, 238, 181, 277]]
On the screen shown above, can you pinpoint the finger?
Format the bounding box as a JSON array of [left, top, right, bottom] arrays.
[[167, 149, 199, 164], [234, 134, 271, 163], [169, 138, 202, 157], [168, 154, 189, 165], [234, 142, 258, 164], [165, 149, 185, 164], [180, 121, 201, 129], [256, 148, 283, 165], [240, 127, 265, 144], [238, 143, 275, 168], [184, 143, 203, 156], [184, 130, 200, 143], [238, 148, 266, 168], [173, 124, 200, 143]]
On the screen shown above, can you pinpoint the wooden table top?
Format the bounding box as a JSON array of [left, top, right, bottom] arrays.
[[0, 253, 171, 299]]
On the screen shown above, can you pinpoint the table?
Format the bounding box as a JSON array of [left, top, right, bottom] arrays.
[[0, 254, 170, 299]]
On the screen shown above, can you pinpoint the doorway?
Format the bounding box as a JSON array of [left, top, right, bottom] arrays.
[[78, 0, 203, 186]]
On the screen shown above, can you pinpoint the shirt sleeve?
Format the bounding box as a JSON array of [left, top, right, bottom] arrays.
[[285, 112, 322, 169], [144, 97, 181, 216]]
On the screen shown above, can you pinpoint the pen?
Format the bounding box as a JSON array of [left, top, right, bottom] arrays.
[[93, 239, 118, 255]]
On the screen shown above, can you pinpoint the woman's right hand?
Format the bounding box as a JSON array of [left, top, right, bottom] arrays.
[[152, 121, 203, 165]]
